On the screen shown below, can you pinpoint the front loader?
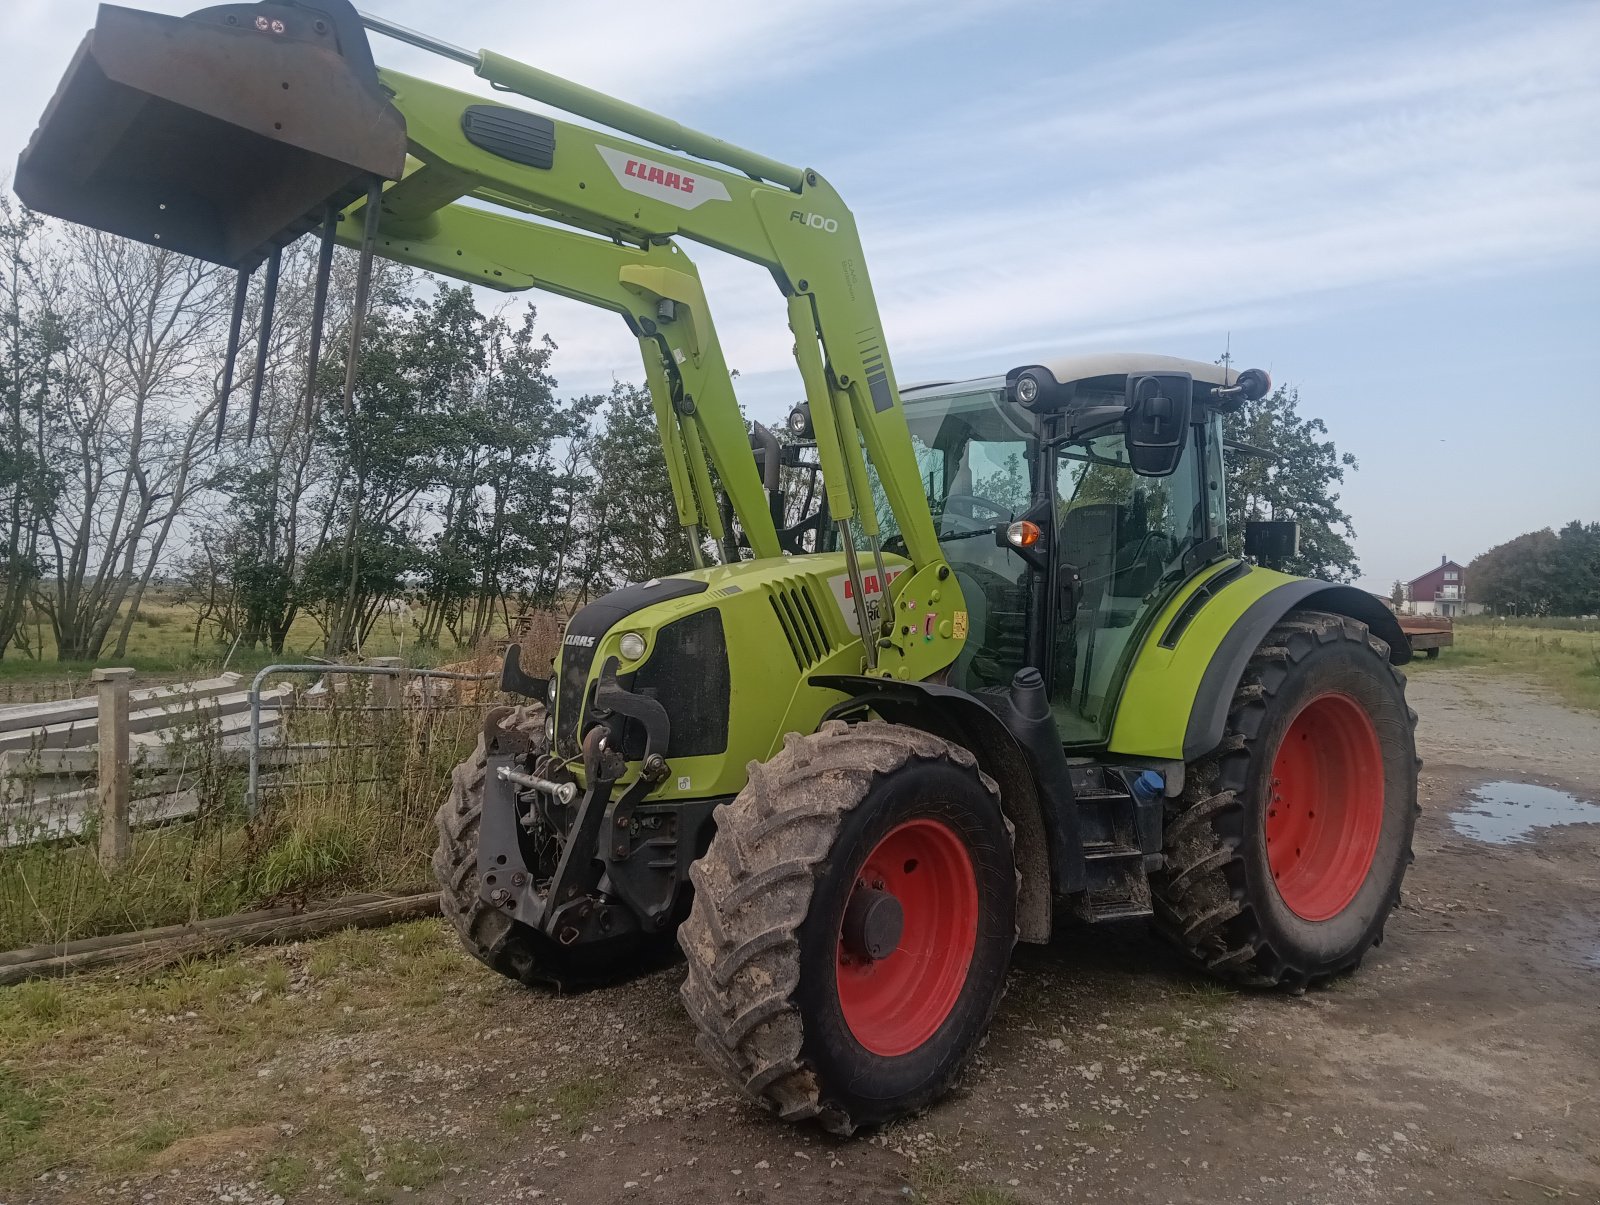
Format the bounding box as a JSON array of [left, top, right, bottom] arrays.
[[21, 0, 1421, 1135]]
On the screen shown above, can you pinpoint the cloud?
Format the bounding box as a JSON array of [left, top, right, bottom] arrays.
[[5, 0, 1596, 425], [687, 4, 1600, 410]]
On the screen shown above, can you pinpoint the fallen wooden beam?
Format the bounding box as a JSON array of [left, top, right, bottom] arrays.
[[0, 890, 442, 985]]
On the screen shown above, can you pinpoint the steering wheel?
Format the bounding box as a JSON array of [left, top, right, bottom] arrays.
[[939, 494, 1011, 534]]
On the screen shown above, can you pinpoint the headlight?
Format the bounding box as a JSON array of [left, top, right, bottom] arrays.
[[544, 713, 555, 745], [619, 631, 647, 661], [545, 676, 558, 708]]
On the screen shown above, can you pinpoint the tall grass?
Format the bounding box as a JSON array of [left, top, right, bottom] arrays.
[[1454, 614, 1600, 633], [0, 668, 496, 950], [1408, 623, 1600, 713]]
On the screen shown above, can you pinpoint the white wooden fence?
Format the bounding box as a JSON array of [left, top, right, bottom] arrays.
[[0, 670, 291, 857]]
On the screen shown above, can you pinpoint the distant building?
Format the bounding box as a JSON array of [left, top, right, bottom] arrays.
[[1398, 556, 1484, 618]]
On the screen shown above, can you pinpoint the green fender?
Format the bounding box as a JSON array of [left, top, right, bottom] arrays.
[[1108, 563, 1411, 762]]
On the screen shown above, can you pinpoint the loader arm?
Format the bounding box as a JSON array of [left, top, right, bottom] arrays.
[[349, 200, 780, 560], [356, 58, 960, 674], [16, 0, 965, 678]]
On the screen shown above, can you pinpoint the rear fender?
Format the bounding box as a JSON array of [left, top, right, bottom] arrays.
[[1109, 565, 1410, 762]]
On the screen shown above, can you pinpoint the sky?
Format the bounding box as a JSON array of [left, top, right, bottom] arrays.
[[3, 0, 1598, 591]]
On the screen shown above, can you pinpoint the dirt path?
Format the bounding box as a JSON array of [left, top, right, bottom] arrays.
[[5, 668, 1598, 1204]]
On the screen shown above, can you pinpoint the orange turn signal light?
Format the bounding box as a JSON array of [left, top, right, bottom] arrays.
[[1006, 520, 1041, 548]]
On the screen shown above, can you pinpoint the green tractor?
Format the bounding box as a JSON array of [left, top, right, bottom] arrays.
[[22, 0, 1419, 1135]]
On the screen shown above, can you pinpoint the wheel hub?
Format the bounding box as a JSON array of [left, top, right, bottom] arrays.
[[1265, 690, 1385, 921], [842, 886, 904, 962], [834, 818, 980, 1057]]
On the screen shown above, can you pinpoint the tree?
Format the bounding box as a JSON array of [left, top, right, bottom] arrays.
[[204, 247, 412, 656], [414, 297, 575, 647], [36, 230, 231, 661], [1223, 384, 1359, 582], [312, 279, 457, 656], [1469, 521, 1599, 616], [1551, 520, 1600, 616], [1389, 579, 1405, 609], [0, 192, 63, 659], [574, 381, 694, 597]]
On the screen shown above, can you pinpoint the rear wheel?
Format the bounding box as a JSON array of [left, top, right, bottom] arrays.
[[1152, 610, 1419, 987], [679, 721, 1016, 1134], [432, 705, 658, 992]]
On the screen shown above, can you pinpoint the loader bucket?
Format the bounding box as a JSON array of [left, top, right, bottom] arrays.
[[15, 1, 408, 271]]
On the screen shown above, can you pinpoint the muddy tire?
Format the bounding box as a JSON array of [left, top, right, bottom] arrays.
[[1153, 610, 1420, 988], [678, 720, 1016, 1135], [432, 705, 655, 992]]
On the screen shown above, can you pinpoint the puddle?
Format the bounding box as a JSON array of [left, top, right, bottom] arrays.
[[1450, 780, 1600, 845]]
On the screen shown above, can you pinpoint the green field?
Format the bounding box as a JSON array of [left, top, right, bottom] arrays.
[[0, 598, 521, 701], [1405, 622, 1600, 713]]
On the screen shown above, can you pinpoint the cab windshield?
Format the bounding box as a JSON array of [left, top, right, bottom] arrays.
[[898, 387, 1037, 691]]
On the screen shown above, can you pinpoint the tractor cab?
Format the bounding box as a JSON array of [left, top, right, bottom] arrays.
[[893, 354, 1248, 744]]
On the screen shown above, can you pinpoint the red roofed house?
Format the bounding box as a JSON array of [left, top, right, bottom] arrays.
[[1399, 556, 1483, 618]]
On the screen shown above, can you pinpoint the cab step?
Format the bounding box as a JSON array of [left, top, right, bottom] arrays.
[[1067, 764, 1162, 923]]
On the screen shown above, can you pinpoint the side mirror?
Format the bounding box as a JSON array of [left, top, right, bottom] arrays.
[[1244, 520, 1300, 569], [1124, 373, 1193, 477]]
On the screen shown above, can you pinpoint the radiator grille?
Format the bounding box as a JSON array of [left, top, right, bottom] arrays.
[[768, 580, 834, 669]]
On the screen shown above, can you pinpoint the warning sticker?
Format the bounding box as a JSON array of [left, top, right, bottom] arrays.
[[827, 567, 907, 636], [952, 610, 969, 639]]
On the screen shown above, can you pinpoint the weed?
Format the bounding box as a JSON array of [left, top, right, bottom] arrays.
[[1178, 980, 1235, 1009], [498, 1098, 540, 1129], [550, 1077, 610, 1136], [910, 1155, 1023, 1205], [262, 958, 291, 996], [960, 1190, 1022, 1205], [0, 666, 493, 950], [384, 1138, 449, 1190], [0, 1068, 50, 1153], [264, 1154, 312, 1196], [1178, 1030, 1238, 1089], [14, 981, 66, 1023], [132, 1117, 183, 1154], [909, 1155, 963, 1199]]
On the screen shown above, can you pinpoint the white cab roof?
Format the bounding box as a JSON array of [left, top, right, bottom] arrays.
[[902, 353, 1235, 395]]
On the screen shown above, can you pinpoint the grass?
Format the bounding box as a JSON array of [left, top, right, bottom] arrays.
[[0, 920, 498, 1196], [0, 597, 472, 677], [1404, 622, 1600, 713], [0, 593, 552, 707], [909, 1156, 1023, 1205]]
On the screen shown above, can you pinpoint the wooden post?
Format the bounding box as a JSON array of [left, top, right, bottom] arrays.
[[370, 657, 401, 710], [93, 667, 135, 870]]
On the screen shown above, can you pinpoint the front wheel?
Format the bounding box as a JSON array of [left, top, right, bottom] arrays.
[[678, 721, 1016, 1134], [1152, 610, 1420, 988]]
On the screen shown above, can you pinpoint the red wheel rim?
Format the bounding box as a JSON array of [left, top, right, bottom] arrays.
[[1265, 691, 1385, 921], [836, 818, 979, 1057]]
